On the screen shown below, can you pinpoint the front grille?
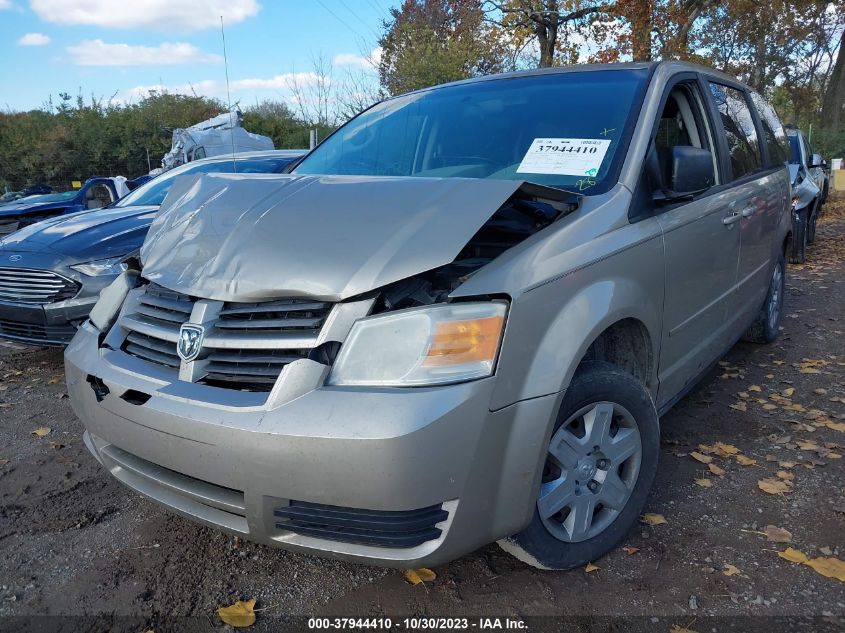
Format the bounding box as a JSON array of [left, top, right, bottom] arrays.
[[0, 267, 80, 304], [274, 501, 449, 548], [119, 283, 332, 392], [0, 318, 77, 345]]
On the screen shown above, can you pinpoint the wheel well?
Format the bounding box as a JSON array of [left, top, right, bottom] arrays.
[[580, 318, 653, 387]]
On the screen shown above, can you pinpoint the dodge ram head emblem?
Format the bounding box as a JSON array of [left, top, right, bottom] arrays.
[[177, 324, 204, 362]]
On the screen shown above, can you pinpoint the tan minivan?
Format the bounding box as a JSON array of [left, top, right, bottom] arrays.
[[66, 61, 791, 570]]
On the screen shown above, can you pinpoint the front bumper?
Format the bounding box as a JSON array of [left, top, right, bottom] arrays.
[[66, 323, 559, 567], [0, 296, 96, 346]]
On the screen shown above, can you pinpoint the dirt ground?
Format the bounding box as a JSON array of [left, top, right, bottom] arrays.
[[1, 196, 844, 633]]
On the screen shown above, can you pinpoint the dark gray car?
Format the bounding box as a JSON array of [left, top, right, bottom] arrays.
[[66, 62, 790, 570], [0, 150, 304, 346]]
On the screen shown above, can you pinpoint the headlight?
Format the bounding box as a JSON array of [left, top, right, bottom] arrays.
[[70, 256, 129, 277], [327, 302, 508, 387]]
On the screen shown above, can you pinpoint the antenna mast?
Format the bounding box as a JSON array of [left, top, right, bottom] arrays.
[[220, 16, 237, 172]]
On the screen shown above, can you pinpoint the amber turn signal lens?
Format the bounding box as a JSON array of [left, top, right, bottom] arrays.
[[423, 315, 505, 366]]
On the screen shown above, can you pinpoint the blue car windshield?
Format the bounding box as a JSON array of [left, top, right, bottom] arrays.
[[295, 69, 649, 194], [116, 156, 297, 208]]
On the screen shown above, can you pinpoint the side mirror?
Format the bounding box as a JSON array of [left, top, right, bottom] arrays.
[[810, 153, 823, 168], [655, 146, 715, 203]]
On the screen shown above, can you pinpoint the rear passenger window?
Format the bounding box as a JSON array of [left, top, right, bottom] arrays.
[[749, 91, 789, 166], [708, 83, 762, 179]]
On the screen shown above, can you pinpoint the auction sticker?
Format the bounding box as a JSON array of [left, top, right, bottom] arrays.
[[516, 138, 611, 177]]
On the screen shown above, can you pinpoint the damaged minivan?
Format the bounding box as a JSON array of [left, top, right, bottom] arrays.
[[66, 61, 791, 570]]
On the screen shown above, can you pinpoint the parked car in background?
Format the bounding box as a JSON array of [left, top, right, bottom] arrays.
[[0, 177, 127, 238], [67, 62, 790, 571], [0, 150, 305, 346], [786, 126, 826, 263]]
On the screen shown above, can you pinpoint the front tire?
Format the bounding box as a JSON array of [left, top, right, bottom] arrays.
[[498, 361, 659, 570], [789, 208, 808, 264]]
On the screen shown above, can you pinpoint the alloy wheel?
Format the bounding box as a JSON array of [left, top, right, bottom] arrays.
[[538, 401, 642, 543]]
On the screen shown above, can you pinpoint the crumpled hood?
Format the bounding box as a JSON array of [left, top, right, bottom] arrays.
[[0, 205, 158, 259], [141, 173, 526, 302]]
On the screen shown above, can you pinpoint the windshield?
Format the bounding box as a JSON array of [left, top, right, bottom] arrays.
[[15, 191, 77, 204], [116, 156, 298, 208], [295, 69, 649, 194], [788, 135, 801, 164]]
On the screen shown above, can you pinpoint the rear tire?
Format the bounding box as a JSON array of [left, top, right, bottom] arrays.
[[498, 361, 659, 570], [743, 253, 785, 344], [789, 208, 807, 264], [807, 200, 819, 244]]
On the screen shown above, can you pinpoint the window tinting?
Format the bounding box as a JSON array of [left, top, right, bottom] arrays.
[[295, 70, 650, 195], [748, 91, 788, 166], [708, 83, 762, 179]]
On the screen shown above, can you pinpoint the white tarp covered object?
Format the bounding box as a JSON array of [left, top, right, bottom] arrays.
[[157, 110, 274, 173]]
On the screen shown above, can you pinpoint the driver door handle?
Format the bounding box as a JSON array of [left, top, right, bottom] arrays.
[[723, 211, 741, 226], [741, 206, 755, 218]]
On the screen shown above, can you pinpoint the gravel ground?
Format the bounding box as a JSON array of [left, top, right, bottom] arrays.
[[1, 195, 844, 632]]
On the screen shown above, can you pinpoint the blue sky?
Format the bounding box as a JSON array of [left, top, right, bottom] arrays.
[[0, 0, 392, 112]]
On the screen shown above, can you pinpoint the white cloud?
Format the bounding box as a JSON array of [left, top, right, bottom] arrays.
[[333, 47, 382, 71], [29, 0, 260, 31], [0, 0, 12, 9], [67, 39, 221, 66], [231, 72, 324, 91], [18, 32, 50, 46]]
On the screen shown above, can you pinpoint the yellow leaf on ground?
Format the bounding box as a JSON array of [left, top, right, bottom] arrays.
[[782, 387, 795, 397], [404, 568, 436, 585], [714, 442, 740, 456], [695, 478, 713, 488], [828, 452, 842, 459], [730, 402, 747, 412], [584, 562, 600, 573], [763, 525, 792, 543], [690, 451, 713, 464], [723, 563, 742, 576], [765, 373, 775, 379], [622, 546, 639, 555], [763, 404, 778, 411], [824, 422, 845, 433], [217, 599, 257, 628], [709, 463, 726, 476], [748, 385, 762, 392], [778, 461, 797, 468], [670, 625, 699, 633], [735, 454, 757, 466], [641, 513, 667, 526], [814, 388, 828, 395], [776, 470, 795, 481], [31, 427, 50, 437], [803, 557, 845, 582], [798, 440, 820, 451], [778, 547, 808, 563], [799, 367, 821, 374], [758, 478, 791, 494]]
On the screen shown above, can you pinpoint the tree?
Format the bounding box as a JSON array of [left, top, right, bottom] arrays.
[[821, 26, 845, 133], [379, 0, 504, 95]]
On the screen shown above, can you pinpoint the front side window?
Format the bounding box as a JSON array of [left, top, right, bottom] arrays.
[[708, 83, 762, 179], [295, 70, 651, 195], [748, 90, 788, 166]]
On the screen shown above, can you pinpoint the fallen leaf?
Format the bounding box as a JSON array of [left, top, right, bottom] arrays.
[[0, 459, 9, 466], [584, 562, 600, 573], [803, 557, 845, 582], [709, 463, 726, 476], [641, 513, 667, 526], [735, 454, 757, 466], [217, 599, 256, 628], [48, 378, 60, 385], [669, 625, 699, 633], [763, 525, 792, 543], [713, 442, 740, 456], [814, 388, 828, 395], [778, 547, 808, 563], [723, 563, 742, 576], [763, 403, 778, 411], [622, 546, 639, 555], [730, 402, 747, 412], [798, 440, 820, 451], [758, 478, 791, 494], [690, 451, 713, 464], [31, 427, 50, 437], [748, 385, 762, 392], [799, 367, 821, 374], [776, 470, 795, 481], [404, 568, 437, 585], [782, 387, 795, 397], [695, 478, 713, 488], [820, 546, 833, 556], [49, 442, 65, 450], [828, 452, 842, 459], [778, 461, 797, 468], [765, 373, 775, 379]]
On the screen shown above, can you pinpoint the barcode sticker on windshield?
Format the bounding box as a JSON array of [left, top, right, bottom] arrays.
[[516, 138, 611, 177]]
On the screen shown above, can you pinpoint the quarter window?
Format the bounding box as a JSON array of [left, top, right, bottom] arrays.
[[748, 90, 788, 166], [708, 83, 762, 179]]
